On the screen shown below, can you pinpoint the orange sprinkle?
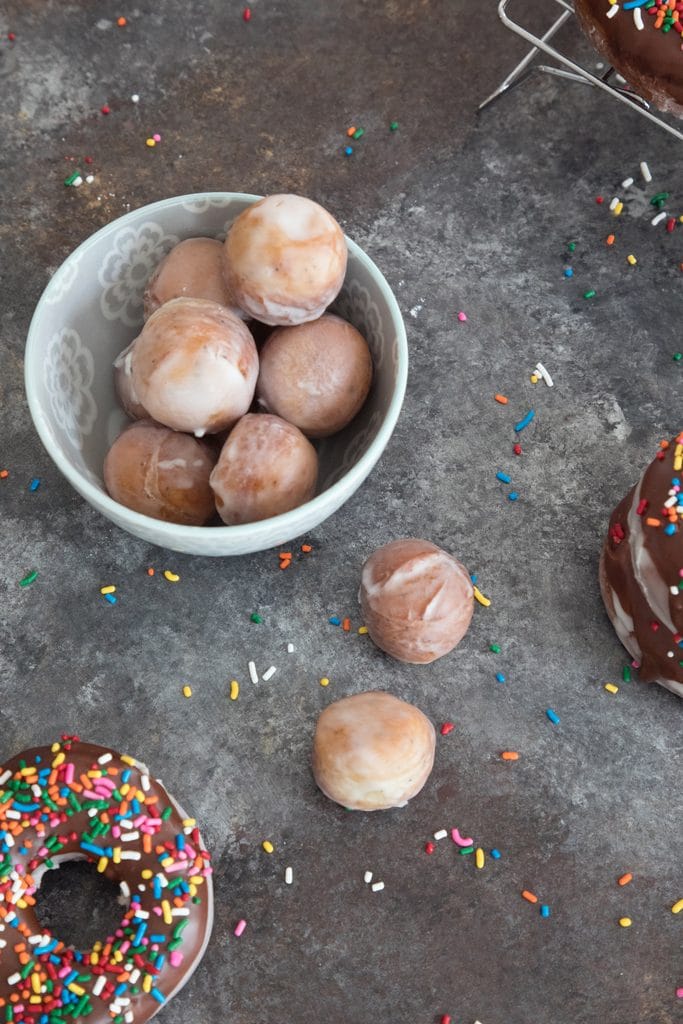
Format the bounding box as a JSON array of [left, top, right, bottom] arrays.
[[342, 617, 351, 632], [659, 439, 670, 449], [606, 234, 615, 246], [279, 558, 292, 570], [301, 544, 313, 553], [494, 394, 509, 405], [346, 125, 357, 137], [645, 517, 661, 527], [147, 567, 155, 576], [117, 16, 127, 25], [618, 872, 633, 886], [521, 890, 538, 904], [501, 751, 519, 761], [0, 470, 8, 479], [279, 552, 292, 559]]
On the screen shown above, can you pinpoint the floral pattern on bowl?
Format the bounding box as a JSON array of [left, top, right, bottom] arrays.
[[98, 222, 179, 326], [44, 328, 97, 450]]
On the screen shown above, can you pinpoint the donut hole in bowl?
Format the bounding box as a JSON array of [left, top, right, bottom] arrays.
[[34, 858, 124, 951]]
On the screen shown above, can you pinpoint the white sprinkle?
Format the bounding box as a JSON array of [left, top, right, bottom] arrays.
[[125, 1013, 134, 1024], [119, 851, 141, 860], [615, 73, 627, 84], [0, 770, 11, 786], [5, 810, 20, 820], [640, 161, 652, 182], [131, 94, 140, 103], [121, 831, 140, 842], [364, 871, 373, 884], [652, 211, 668, 226], [285, 866, 293, 885], [98, 753, 113, 764], [87, 807, 98, 817], [633, 7, 644, 28], [671, 586, 679, 595], [7, 973, 21, 986], [433, 829, 448, 841], [606, 4, 619, 15], [667, 650, 675, 658], [28, 934, 45, 945], [262, 665, 277, 681], [248, 660, 259, 684], [85, 174, 95, 184], [621, 177, 634, 189], [609, 196, 621, 211], [287, 643, 295, 654], [72, 175, 83, 187], [171, 907, 190, 916], [140, 774, 150, 791], [0, 940, 5, 949], [119, 881, 130, 898], [92, 975, 106, 997], [128, 969, 140, 985], [665, 496, 678, 508], [371, 881, 385, 892], [31, 784, 41, 797], [132, 908, 149, 919], [156, 872, 168, 888], [535, 362, 554, 387]]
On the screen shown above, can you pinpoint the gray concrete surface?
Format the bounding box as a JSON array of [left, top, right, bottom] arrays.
[[0, 2, 681, 1023]]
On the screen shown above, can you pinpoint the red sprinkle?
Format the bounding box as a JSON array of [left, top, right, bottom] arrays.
[[425, 842, 435, 854], [101, 105, 111, 115], [636, 499, 648, 516], [8, 32, 16, 42], [243, 6, 252, 19], [440, 1017, 452, 1024], [596, 196, 604, 204], [84, 156, 94, 165], [655, 451, 666, 461], [666, 218, 676, 233], [651, 621, 660, 632], [513, 443, 522, 456], [440, 722, 455, 735]]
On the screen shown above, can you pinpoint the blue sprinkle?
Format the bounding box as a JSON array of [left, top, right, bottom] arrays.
[[114, 983, 128, 998], [508, 491, 519, 502], [563, 268, 573, 278], [134, 922, 147, 947], [13, 802, 39, 812], [623, 0, 648, 7], [328, 616, 341, 626], [664, 523, 677, 536], [149, 934, 165, 944], [546, 708, 560, 725], [344, 146, 353, 156], [496, 471, 511, 484], [121, 769, 131, 783], [150, 989, 166, 1005], [514, 410, 535, 433], [153, 876, 162, 899], [490, 848, 502, 859], [105, 593, 117, 604], [540, 904, 551, 918], [175, 833, 185, 850], [470, 573, 477, 584], [29, 478, 41, 491], [495, 672, 506, 684]]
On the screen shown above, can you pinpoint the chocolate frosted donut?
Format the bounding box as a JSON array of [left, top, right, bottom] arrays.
[[574, 0, 683, 117], [600, 433, 683, 698], [0, 737, 213, 1023]]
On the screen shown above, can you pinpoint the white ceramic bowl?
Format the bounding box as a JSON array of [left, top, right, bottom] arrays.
[[25, 193, 408, 556]]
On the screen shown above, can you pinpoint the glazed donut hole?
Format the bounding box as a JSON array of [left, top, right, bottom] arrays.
[[312, 691, 436, 811], [104, 193, 374, 527], [360, 538, 474, 664]]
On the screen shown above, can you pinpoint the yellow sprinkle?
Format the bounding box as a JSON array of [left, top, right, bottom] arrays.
[[90, 952, 99, 965], [97, 856, 108, 873], [29, 997, 42, 1005], [473, 586, 491, 607], [141, 868, 153, 879], [614, 202, 624, 216], [162, 899, 172, 925], [188, 883, 197, 897], [160, 856, 174, 868], [319, 676, 330, 687], [100, 585, 116, 595], [530, 374, 539, 384], [31, 973, 41, 994], [358, 625, 369, 635], [626, 254, 637, 266], [164, 570, 180, 582], [182, 818, 196, 828], [51, 752, 65, 768], [671, 898, 683, 914], [189, 875, 204, 885], [146, 137, 156, 147], [50, 742, 60, 753], [112, 949, 123, 964], [475, 848, 485, 869], [121, 755, 135, 766], [262, 840, 274, 854], [142, 974, 153, 993], [112, 847, 121, 864], [230, 680, 239, 701], [618, 917, 632, 928], [68, 984, 85, 997], [604, 683, 619, 694], [674, 456, 683, 472], [92, 941, 103, 952], [182, 685, 192, 698], [119, 783, 130, 796]]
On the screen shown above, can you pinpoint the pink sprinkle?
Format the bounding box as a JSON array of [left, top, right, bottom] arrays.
[[631, 659, 640, 668], [676, 987, 683, 998], [440, 722, 455, 735], [234, 918, 247, 937], [451, 827, 474, 847], [169, 951, 184, 967], [457, 311, 467, 322], [152, 133, 161, 142], [64, 763, 74, 784]]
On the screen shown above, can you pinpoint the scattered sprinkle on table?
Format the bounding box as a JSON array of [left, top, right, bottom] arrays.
[[250, 612, 263, 623], [425, 842, 435, 854], [147, 566, 155, 576], [285, 866, 293, 884], [248, 661, 259, 684], [234, 919, 247, 937], [490, 848, 502, 859], [440, 722, 454, 735], [243, 6, 251, 20], [230, 680, 239, 700], [496, 672, 506, 683], [163, 570, 180, 582], [364, 870, 373, 883], [19, 571, 38, 588], [619, 917, 632, 928], [371, 881, 384, 892], [501, 751, 519, 761], [475, 848, 485, 869], [604, 683, 619, 694], [433, 829, 448, 841], [100, 585, 116, 595], [29, 477, 41, 491], [389, 121, 399, 131], [262, 840, 274, 854], [182, 685, 192, 698], [583, 289, 597, 299], [319, 676, 330, 687], [494, 393, 509, 405], [287, 642, 295, 653], [0, 469, 8, 478], [262, 666, 277, 681], [490, 643, 501, 653], [618, 873, 633, 886], [546, 708, 560, 725], [451, 828, 474, 847], [473, 586, 491, 607], [521, 890, 538, 904], [671, 898, 683, 914], [540, 904, 551, 918], [514, 410, 535, 433], [457, 311, 467, 322]]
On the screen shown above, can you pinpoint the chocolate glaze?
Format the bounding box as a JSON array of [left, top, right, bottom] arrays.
[[0, 738, 213, 1024], [574, 0, 683, 117], [600, 437, 683, 698]]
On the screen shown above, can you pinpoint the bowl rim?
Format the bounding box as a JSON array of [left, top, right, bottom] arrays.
[[25, 191, 408, 546]]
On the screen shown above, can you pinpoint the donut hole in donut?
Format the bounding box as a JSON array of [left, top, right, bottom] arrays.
[[34, 858, 124, 951]]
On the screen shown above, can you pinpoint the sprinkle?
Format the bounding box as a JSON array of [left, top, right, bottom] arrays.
[[496, 672, 506, 683], [475, 848, 485, 869], [606, 234, 615, 245], [364, 871, 373, 883], [671, 898, 683, 914], [182, 686, 192, 698], [146, 138, 156, 148], [513, 410, 535, 432], [301, 543, 313, 553], [262, 666, 277, 681], [489, 643, 501, 652], [622, 665, 631, 682], [100, 585, 116, 595], [234, 919, 247, 937], [496, 471, 511, 484], [626, 254, 637, 266], [440, 1017, 452, 1024], [346, 125, 357, 137], [451, 828, 474, 847], [651, 211, 668, 226], [358, 626, 369, 635], [621, 177, 634, 189], [535, 362, 554, 387], [353, 127, 365, 140], [609, 196, 621, 211], [0, 469, 8, 478], [248, 661, 258, 684], [530, 374, 539, 384], [101, 105, 110, 115], [490, 848, 502, 859], [250, 612, 263, 623], [105, 593, 117, 605], [243, 7, 251, 20], [633, 7, 644, 28], [285, 866, 293, 884], [147, 567, 155, 576], [604, 683, 619, 694], [563, 267, 574, 277], [501, 751, 520, 761], [287, 643, 295, 653], [29, 477, 41, 491], [371, 881, 384, 892], [440, 722, 455, 735], [153, 133, 162, 142], [640, 161, 652, 182], [618, 873, 633, 886], [230, 680, 239, 701], [494, 393, 509, 404], [619, 917, 632, 927], [342, 617, 351, 631], [425, 842, 435, 854], [131, 93, 140, 103], [163, 570, 180, 582], [457, 311, 467, 322], [508, 491, 519, 502], [319, 676, 330, 687], [262, 840, 274, 854], [522, 890, 538, 904], [583, 289, 597, 299], [19, 571, 38, 588], [546, 708, 560, 724], [329, 615, 341, 626], [473, 586, 491, 607], [389, 121, 399, 131], [540, 904, 551, 918], [344, 146, 353, 156], [433, 829, 448, 841], [117, 15, 127, 26]]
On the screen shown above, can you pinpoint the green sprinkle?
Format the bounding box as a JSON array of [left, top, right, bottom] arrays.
[[489, 643, 501, 653], [172, 919, 189, 939], [583, 289, 596, 299], [19, 571, 38, 588], [250, 613, 263, 624], [622, 665, 631, 682], [352, 127, 365, 140], [650, 192, 669, 205], [389, 121, 399, 131], [20, 959, 35, 979], [459, 846, 475, 855], [63, 170, 81, 187], [568, 241, 576, 252], [673, 353, 682, 362], [161, 805, 173, 821]]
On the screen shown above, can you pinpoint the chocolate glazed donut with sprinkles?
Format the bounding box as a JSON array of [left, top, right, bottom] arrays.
[[0, 736, 213, 1024]]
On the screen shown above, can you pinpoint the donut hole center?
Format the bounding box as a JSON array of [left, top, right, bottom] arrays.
[[34, 859, 125, 952]]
